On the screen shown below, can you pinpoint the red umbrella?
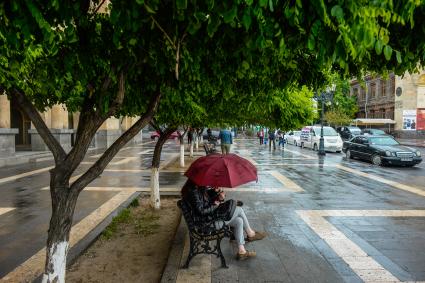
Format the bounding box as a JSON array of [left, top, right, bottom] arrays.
[[185, 153, 257, 188]]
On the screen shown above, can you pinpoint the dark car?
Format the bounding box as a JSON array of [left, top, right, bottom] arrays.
[[337, 126, 362, 140], [342, 135, 422, 166], [203, 130, 220, 141], [361, 128, 390, 136]]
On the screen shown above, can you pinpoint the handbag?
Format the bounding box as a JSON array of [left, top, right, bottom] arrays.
[[214, 199, 236, 221]]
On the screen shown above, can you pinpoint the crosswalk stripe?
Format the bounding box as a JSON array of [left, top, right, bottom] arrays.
[[336, 164, 425, 197], [0, 167, 53, 185], [269, 171, 304, 192], [0, 207, 15, 216]]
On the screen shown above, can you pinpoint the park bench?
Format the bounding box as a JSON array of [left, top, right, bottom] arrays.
[[177, 199, 231, 268]]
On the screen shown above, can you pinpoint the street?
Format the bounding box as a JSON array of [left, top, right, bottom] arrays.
[[1, 139, 425, 282]]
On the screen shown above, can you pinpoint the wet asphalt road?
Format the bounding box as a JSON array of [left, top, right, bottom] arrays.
[[1, 138, 425, 282]]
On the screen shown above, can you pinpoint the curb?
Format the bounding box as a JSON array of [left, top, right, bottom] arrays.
[[160, 216, 186, 283]]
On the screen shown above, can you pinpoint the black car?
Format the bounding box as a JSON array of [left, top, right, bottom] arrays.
[[337, 126, 362, 140], [361, 128, 391, 136], [342, 135, 422, 166]]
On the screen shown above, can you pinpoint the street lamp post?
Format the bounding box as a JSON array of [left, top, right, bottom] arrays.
[[314, 90, 334, 156]]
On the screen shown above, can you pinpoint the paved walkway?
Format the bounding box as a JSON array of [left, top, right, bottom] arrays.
[[163, 140, 425, 283]]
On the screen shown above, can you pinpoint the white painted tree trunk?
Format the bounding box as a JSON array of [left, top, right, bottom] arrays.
[[200, 135, 203, 143], [150, 167, 160, 209], [195, 136, 199, 150], [189, 142, 194, 158], [180, 144, 185, 167], [42, 241, 69, 283]]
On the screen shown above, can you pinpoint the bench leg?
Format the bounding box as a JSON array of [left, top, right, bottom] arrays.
[[182, 236, 195, 269], [216, 238, 228, 268]]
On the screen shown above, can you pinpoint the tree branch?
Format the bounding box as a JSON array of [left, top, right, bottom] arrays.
[[149, 15, 176, 50], [70, 92, 162, 192], [152, 126, 177, 168], [10, 89, 66, 163], [175, 33, 187, 81]]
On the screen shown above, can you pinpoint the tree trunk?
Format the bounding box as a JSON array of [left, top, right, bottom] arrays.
[[189, 142, 194, 158], [195, 135, 199, 150], [150, 167, 160, 209], [150, 128, 175, 209], [42, 175, 78, 283], [180, 142, 185, 167]]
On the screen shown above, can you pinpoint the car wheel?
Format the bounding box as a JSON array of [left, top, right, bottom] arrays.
[[371, 154, 382, 166], [301, 142, 304, 148], [346, 149, 353, 159], [313, 143, 318, 151]]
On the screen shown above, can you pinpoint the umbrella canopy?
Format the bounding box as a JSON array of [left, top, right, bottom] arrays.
[[185, 153, 257, 188]]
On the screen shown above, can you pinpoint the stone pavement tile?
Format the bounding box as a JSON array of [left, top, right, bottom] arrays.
[[269, 238, 343, 283]]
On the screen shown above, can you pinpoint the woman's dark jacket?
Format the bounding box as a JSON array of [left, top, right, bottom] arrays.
[[183, 186, 235, 223], [184, 187, 217, 222]]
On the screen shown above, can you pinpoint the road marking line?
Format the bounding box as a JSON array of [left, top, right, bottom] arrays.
[[269, 171, 304, 192], [283, 148, 316, 159], [81, 157, 138, 166], [104, 169, 186, 173], [1, 189, 137, 282], [257, 163, 336, 166], [0, 166, 53, 185], [336, 164, 425, 197], [0, 208, 15, 216], [297, 210, 425, 283], [137, 149, 152, 155]]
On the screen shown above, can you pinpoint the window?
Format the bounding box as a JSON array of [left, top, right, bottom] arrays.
[[381, 80, 387, 97], [370, 82, 376, 99]]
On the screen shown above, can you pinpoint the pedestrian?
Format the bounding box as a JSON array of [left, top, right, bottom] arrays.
[[268, 129, 276, 150], [219, 127, 233, 154], [278, 130, 285, 148], [181, 180, 267, 260], [187, 128, 194, 149], [257, 129, 264, 145]]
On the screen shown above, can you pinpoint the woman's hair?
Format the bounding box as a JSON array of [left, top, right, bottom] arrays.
[[181, 179, 196, 198]]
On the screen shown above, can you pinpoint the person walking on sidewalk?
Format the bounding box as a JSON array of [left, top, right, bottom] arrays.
[[219, 128, 233, 154], [268, 129, 276, 150], [257, 129, 264, 145], [187, 128, 194, 149], [181, 180, 267, 260]]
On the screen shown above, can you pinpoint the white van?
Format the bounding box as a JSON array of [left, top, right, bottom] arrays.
[[300, 126, 343, 152]]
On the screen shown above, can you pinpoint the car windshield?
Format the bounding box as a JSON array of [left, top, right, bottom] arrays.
[[294, 131, 301, 136], [348, 127, 361, 134], [368, 137, 399, 146], [371, 129, 385, 134], [313, 127, 338, 136]]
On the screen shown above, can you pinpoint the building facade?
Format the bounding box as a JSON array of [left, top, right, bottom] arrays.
[[0, 93, 142, 159], [350, 70, 425, 138], [350, 74, 396, 120]]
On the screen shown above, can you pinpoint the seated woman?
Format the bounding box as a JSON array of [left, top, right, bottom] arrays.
[[181, 179, 267, 260]]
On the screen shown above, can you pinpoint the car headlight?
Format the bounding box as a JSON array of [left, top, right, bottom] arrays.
[[391, 152, 396, 157], [416, 151, 421, 157], [385, 151, 391, 157]]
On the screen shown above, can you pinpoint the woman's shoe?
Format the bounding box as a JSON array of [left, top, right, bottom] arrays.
[[236, 250, 256, 260], [247, 231, 268, 242]]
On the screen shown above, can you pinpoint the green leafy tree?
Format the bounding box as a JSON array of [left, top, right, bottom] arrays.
[[2, 1, 425, 282], [325, 109, 354, 127]]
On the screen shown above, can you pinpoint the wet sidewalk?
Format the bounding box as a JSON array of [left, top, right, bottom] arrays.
[[162, 140, 425, 283]]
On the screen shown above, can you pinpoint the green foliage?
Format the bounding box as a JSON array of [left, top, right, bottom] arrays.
[[102, 208, 132, 240], [325, 110, 354, 127], [101, 203, 160, 239]]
